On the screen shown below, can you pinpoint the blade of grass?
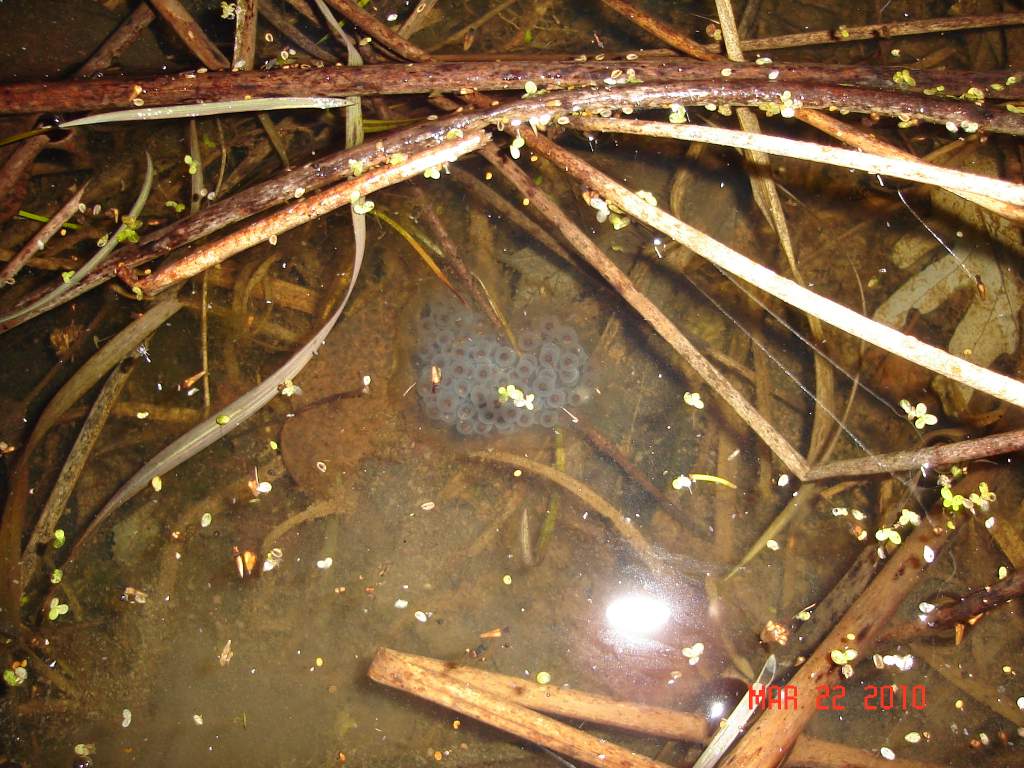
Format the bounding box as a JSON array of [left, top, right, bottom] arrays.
[[58, 97, 354, 128], [372, 209, 461, 299], [0, 154, 154, 325]]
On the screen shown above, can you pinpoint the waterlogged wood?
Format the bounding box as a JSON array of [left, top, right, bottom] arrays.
[[806, 429, 1024, 480], [130, 131, 488, 293], [722, 11, 1024, 52], [369, 649, 945, 768], [481, 142, 810, 479], [369, 648, 673, 768], [2, 60, 1023, 134], [571, 117, 1024, 206], [149, 0, 231, 70]]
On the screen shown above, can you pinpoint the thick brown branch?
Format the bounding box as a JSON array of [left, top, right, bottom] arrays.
[[1, 60, 1022, 132]]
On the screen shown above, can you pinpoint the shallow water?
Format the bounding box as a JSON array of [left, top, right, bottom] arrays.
[[1, 1, 1023, 767]]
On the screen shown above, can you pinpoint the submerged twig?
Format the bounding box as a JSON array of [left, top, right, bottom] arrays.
[[131, 132, 488, 293], [148, 0, 231, 70], [0, 297, 183, 630], [0, 185, 87, 286], [806, 429, 1024, 480], [470, 450, 679, 578], [20, 359, 136, 588]]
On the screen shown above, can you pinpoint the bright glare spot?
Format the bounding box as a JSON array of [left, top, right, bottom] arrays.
[[708, 700, 725, 719], [605, 594, 671, 638]]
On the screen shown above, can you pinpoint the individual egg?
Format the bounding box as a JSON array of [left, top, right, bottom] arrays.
[[568, 386, 591, 407], [456, 402, 475, 422], [473, 421, 493, 435], [538, 342, 561, 368], [538, 410, 559, 428], [448, 358, 472, 380], [515, 409, 536, 428], [532, 369, 558, 396], [552, 325, 579, 349], [470, 384, 494, 408], [491, 344, 517, 369], [514, 353, 538, 380], [478, 407, 497, 425], [558, 365, 579, 386], [546, 389, 567, 409], [536, 316, 559, 338], [424, 402, 442, 421], [474, 362, 496, 383], [519, 328, 542, 352], [456, 419, 475, 435]]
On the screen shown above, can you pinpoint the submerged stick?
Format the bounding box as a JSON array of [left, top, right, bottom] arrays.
[[722, 11, 1024, 53], [149, 0, 231, 70], [806, 429, 1024, 480], [482, 142, 809, 479], [369, 648, 672, 768], [0, 185, 87, 286], [131, 131, 488, 293], [599, 0, 1024, 223], [369, 648, 943, 768], [469, 449, 695, 578], [20, 359, 135, 587], [533, 138, 1024, 410]]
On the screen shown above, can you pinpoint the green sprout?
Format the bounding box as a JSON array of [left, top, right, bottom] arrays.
[[184, 154, 199, 175], [116, 215, 141, 244], [498, 383, 535, 411], [899, 399, 937, 429], [165, 200, 186, 214], [47, 598, 69, 621], [940, 485, 967, 512]]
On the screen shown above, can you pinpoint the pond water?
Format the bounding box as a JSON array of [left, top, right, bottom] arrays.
[[0, 1, 1022, 768]]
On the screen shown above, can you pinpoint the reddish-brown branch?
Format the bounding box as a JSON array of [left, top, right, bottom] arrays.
[[880, 568, 1024, 643], [130, 131, 489, 293], [806, 429, 1024, 480], [148, 0, 231, 70], [1, 60, 1022, 133]]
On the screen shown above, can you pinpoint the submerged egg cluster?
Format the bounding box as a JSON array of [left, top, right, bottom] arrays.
[[415, 301, 589, 435]]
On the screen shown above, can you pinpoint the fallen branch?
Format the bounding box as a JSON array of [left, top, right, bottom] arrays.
[[599, 0, 1024, 223], [369, 648, 671, 768], [806, 429, 1024, 480], [482, 142, 810, 478], [1, 61, 1022, 135], [719, 11, 1024, 53], [530, 138, 1024, 410], [571, 117, 1024, 206], [131, 131, 489, 293], [369, 648, 945, 768], [881, 567, 1024, 643], [0, 184, 87, 286], [149, 0, 230, 70]]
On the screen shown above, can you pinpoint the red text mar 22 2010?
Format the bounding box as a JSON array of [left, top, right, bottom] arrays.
[[747, 684, 927, 711]]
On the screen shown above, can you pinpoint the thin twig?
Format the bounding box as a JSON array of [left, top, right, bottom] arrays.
[[131, 131, 489, 293], [0, 185, 87, 286], [148, 0, 231, 69], [723, 11, 1024, 53]]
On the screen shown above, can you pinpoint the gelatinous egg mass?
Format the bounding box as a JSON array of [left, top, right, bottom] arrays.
[[414, 299, 590, 434]]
